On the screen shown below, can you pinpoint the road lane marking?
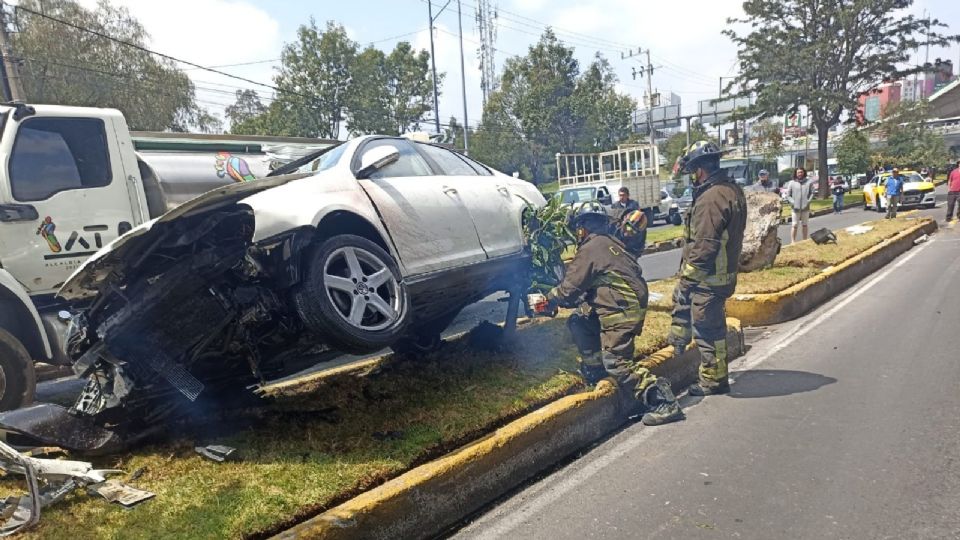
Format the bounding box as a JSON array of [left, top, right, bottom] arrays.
[[461, 234, 937, 539]]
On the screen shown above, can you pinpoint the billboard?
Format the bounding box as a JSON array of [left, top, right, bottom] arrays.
[[863, 95, 881, 122], [784, 112, 805, 137], [633, 103, 682, 133], [698, 95, 754, 123]]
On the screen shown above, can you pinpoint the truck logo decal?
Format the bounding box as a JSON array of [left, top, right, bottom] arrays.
[[40, 222, 127, 262], [215, 151, 257, 183], [36, 216, 62, 253]]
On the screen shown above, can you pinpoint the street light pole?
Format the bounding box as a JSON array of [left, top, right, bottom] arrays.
[[457, 0, 469, 153], [427, 1, 441, 134]]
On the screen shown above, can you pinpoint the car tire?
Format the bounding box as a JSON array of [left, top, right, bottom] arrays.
[[0, 328, 36, 411], [924, 203, 936, 209], [293, 234, 410, 355]]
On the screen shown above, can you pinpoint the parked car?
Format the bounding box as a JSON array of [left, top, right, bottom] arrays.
[[862, 170, 936, 212], [654, 188, 684, 226], [23, 135, 545, 453]]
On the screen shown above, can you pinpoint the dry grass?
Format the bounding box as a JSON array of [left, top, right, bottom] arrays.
[[648, 217, 923, 297], [8, 308, 681, 540]]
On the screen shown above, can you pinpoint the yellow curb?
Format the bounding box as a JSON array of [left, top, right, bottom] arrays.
[[727, 218, 937, 326], [273, 321, 745, 540]]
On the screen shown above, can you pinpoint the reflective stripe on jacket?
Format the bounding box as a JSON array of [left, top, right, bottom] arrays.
[[548, 233, 648, 321], [681, 170, 747, 288]]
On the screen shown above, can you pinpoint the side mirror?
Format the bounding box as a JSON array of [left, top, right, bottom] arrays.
[[598, 195, 612, 205], [357, 146, 400, 179]]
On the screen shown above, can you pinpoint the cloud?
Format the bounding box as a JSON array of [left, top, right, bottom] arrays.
[[77, 0, 283, 122]]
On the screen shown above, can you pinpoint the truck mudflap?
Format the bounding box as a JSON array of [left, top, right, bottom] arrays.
[[0, 403, 136, 455]]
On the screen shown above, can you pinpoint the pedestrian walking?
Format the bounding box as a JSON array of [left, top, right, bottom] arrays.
[[668, 140, 746, 397], [529, 202, 683, 426], [785, 167, 815, 242], [749, 169, 779, 193], [946, 160, 960, 222], [885, 168, 905, 219], [831, 176, 846, 214]]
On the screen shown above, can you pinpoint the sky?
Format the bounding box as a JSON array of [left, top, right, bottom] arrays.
[[74, 0, 960, 133]]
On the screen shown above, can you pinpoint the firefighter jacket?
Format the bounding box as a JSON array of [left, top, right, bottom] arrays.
[[680, 169, 747, 289], [547, 233, 648, 324]]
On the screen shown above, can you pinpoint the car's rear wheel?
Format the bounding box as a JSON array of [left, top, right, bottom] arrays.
[[293, 235, 410, 355], [0, 329, 36, 411]]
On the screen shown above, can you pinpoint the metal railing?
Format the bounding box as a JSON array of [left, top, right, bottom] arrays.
[[556, 144, 659, 187]]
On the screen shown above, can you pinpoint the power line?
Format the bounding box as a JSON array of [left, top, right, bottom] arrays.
[[12, 4, 305, 100]]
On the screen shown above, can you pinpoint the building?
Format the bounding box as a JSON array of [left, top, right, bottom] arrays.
[[857, 82, 901, 124]]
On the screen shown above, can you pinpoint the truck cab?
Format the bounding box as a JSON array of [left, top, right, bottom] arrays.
[[555, 144, 662, 221]]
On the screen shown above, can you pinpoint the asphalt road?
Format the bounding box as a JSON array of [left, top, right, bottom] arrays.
[[452, 220, 960, 538]]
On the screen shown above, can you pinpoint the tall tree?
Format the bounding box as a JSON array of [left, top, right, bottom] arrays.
[[725, 0, 958, 196], [383, 42, 438, 135], [835, 128, 872, 176], [474, 31, 634, 183], [13, 0, 215, 131], [274, 20, 357, 138], [749, 119, 785, 162], [225, 89, 267, 128], [346, 47, 392, 135], [877, 100, 951, 168]]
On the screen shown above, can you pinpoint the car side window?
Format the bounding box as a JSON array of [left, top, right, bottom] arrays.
[[456, 154, 494, 176], [361, 139, 433, 179], [417, 144, 478, 176], [9, 117, 112, 201]]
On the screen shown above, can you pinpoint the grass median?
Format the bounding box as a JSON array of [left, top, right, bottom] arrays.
[[648, 215, 927, 300], [9, 308, 678, 539]]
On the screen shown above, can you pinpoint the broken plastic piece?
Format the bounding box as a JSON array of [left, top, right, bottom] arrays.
[[194, 444, 238, 463], [88, 480, 155, 508], [0, 439, 121, 535]]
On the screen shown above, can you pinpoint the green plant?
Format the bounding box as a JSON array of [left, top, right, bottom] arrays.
[[523, 196, 574, 293]]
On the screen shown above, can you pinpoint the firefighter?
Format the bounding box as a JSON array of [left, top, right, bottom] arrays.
[[669, 141, 747, 396], [529, 202, 683, 426]]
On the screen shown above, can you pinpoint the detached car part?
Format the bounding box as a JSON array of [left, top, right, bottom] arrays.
[[0, 439, 120, 536]]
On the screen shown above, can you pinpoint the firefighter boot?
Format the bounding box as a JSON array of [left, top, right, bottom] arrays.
[[688, 343, 730, 396], [641, 378, 684, 426]]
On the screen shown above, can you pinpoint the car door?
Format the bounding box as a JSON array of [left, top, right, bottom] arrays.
[[0, 114, 140, 294], [415, 143, 526, 259], [355, 138, 485, 276]]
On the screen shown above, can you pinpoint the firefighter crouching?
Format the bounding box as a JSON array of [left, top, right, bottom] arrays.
[[669, 141, 747, 396], [529, 202, 683, 426]]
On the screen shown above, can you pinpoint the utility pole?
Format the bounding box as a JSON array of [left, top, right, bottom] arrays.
[[0, 1, 24, 102], [427, 1, 441, 134], [476, 0, 498, 106], [623, 47, 657, 146], [457, 0, 469, 153]]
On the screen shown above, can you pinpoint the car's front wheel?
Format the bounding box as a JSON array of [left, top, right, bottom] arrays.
[[293, 235, 410, 355]]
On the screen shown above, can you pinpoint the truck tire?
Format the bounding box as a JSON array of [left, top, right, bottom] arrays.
[[293, 235, 410, 355], [0, 328, 36, 411]]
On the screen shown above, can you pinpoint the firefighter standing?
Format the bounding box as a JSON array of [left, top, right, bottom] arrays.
[[529, 202, 683, 426], [669, 141, 747, 396]]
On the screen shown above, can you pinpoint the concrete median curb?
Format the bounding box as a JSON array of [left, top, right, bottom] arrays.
[[726, 218, 937, 326], [272, 320, 745, 540]]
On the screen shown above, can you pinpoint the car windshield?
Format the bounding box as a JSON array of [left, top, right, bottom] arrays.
[[301, 142, 347, 173], [558, 187, 597, 204]]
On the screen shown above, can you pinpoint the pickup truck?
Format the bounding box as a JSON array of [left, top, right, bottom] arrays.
[[0, 102, 335, 409]]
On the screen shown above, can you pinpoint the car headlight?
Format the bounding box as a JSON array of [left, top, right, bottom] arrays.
[[670, 202, 679, 209]]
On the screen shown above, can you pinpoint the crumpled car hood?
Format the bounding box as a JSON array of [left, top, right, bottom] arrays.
[[58, 172, 309, 301]]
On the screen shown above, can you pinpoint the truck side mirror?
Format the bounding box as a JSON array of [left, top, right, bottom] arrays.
[[598, 195, 612, 205], [357, 146, 400, 179]]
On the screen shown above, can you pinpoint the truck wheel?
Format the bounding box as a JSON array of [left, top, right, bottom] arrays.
[[669, 213, 683, 226], [293, 235, 410, 355], [0, 329, 36, 411]]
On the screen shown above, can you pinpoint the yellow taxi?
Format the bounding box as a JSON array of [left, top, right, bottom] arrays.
[[862, 170, 936, 212]]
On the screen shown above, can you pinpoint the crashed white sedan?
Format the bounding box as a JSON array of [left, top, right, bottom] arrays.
[[4, 136, 544, 453]]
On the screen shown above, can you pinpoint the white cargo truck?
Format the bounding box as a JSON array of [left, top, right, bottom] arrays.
[[554, 144, 674, 223], [0, 102, 335, 409]]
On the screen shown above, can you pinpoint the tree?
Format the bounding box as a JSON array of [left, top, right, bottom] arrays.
[[749, 119, 784, 162], [225, 89, 267, 128], [835, 128, 872, 176], [13, 0, 215, 131], [382, 42, 438, 134], [661, 122, 715, 176], [346, 47, 392, 135], [273, 20, 357, 138], [878, 101, 951, 169], [473, 31, 635, 183], [725, 0, 958, 197]]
